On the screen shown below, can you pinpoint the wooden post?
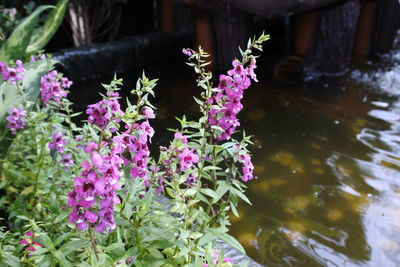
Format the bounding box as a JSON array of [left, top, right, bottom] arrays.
[[194, 11, 215, 70], [370, 0, 400, 57], [305, 0, 361, 75], [160, 0, 174, 31], [352, 1, 378, 64], [292, 11, 319, 58]]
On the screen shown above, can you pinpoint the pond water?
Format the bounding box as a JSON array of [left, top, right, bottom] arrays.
[[70, 49, 400, 266], [228, 51, 400, 266]]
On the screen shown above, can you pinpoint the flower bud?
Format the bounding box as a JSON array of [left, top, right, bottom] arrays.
[[104, 129, 112, 139], [141, 106, 155, 119], [125, 110, 138, 119]]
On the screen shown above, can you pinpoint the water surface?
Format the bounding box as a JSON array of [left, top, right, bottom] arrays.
[[229, 52, 400, 266]]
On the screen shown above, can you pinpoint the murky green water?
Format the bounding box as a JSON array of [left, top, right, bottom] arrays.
[[71, 50, 400, 266], [229, 54, 400, 266]]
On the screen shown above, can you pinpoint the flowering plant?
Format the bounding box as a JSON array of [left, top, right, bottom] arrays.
[[0, 33, 269, 266]]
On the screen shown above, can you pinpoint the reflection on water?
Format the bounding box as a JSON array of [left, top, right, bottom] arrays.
[[229, 51, 400, 266]]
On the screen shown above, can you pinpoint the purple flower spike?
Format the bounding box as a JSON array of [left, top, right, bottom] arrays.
[[6, 107, 27, 134]]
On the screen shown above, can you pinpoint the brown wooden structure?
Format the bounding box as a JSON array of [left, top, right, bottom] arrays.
[[159, 0, 400, 82]]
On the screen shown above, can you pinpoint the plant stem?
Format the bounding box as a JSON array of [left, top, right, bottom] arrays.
[[120, 192, 131, 215], [16, 83, 27, 104], [88, 224, 99, 260]]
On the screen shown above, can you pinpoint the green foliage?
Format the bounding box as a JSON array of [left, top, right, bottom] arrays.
[[26, 0, 69, 55], [0, 5, 52, 61], [0, 33, 269, 266], [0, 0, 68, 62], [0, 59, 55, 158]]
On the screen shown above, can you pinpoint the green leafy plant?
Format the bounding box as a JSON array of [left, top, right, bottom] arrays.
[[0, 58, 56, 158], [0, 0, 69, 62], [0, 33, 269, 266]]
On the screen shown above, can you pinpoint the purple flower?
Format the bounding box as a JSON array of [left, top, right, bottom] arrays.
[[61, 77, 73, 88], [0, 60, 25, 84], [84, 142, 98, 153], [174, 132, 188, 144], [96, 206, 116, 233], [19, 232, 43, 255], [48, 132, 66, 153], [239, 154, 254, 182], [0, 62, 8, 78], [247, 57, 258, 82], [68, 190, 98, 230], [91, 151, 104, 169], [182, 48, 193, 57], [86, 97, 122, 129], [6, 107, 27, 134], [61, 153, 74, 169], [67, 134, 127, 233], [208, 58, 257, 141], [40, 70, 71, 104], [15, 60, 24, 72], [141, 106, 155, 119], [178, 147, 199, 171], [136, 121, 154, 144], [86, 102, 108, 127], [186, 174, 197, 186]]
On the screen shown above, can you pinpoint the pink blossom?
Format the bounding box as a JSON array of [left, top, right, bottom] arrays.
[[40, 70, 70, 104], [84, 142, 98, 153], [0, 60, 25, 84], [239, 154, 254, 182], [208, 58, 257, 141], [61, 153, 74, 169], [67, 135, 126, 233], [137, 121, 155, 144], [186, 173, 197, 186], [141, 106, 155, 119], [86, 97, 122, 129], [48, 132, 66, 153], [0, 62, 8, 78], [174, 132, 188, 144], [6, 107, 26, 134], [68, 188, 97, 230], [91, 151, 104, 169], [19, 232, 43, 254], [178, 147, 199, 171], [182, 48, 193, 57]]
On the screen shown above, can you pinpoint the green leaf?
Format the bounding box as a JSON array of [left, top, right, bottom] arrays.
[[52, 233, 72, 247], [230, 187, 251, 205], [183, 188, 197, 197], [26, 0, 69, 54], [58, 239, 89, 255], [0, 251, 22, 267], [98, 253, 115, 266], [52, 250, 73, 267], [208, 228, 246, 254], [197, 232, 218, 246], [36, 232, 53, 249], [203, 166, 221, 172], [230, 201, 239, 217], [200, 188, 219, 200], [37, 254, 56, 267], [0, 5, 53, 61], [107, 243, 125, 261], [213, 182, 229, 203]]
